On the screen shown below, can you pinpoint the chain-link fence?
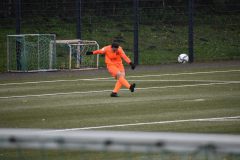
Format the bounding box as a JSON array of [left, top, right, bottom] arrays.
[[0, 0, 240, 72]]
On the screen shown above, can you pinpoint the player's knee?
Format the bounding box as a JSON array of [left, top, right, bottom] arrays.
[[116, 72, 124, 79]]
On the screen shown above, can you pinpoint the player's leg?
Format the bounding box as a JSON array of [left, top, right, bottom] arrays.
[[113, 79, 122, 93], [112, 80, 122, 95], [117, 73, 136, 92], [115, 64, 131, 90], [117, 64, 136, 92], [108, 65, 135, 97], [108, 65, 122, 97]]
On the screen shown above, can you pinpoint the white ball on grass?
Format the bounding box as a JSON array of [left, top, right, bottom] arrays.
[[178, 53, 189, 63]]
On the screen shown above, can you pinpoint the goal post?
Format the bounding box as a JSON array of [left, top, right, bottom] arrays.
[[7, 35, 99, 72], [55, 39, 99, 70], [7, 34, 56, 72]]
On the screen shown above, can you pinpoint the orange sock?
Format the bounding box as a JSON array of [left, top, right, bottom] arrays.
[[118, 76, 130, 89], [113, 80, 122, 93]]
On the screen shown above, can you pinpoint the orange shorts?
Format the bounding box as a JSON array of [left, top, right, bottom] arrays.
[[107, 63, 125, 77]]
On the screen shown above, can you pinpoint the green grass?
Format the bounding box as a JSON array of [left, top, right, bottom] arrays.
[[0, 62, 239, 131], [0, 62, 240, 159], [1, 150, 207, 160], [1, 15, 240, 72]]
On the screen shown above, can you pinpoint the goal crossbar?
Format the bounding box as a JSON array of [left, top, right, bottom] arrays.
[[55, 39, 98, 44], [55, 39, 99, 70]]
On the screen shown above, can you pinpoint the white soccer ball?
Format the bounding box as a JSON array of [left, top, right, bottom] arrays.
[[178, 53, 189, 63]]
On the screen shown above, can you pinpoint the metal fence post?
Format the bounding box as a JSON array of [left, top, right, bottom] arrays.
[[16, 0, 21, 34], [16, 0, 21, 70], [76, 0, 82, 39], [133, 0, 139, 65], [188, 0, 194, 63]]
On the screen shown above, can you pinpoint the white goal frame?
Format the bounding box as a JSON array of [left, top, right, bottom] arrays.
[[7, 34, 56, 72], [54, 39, 99, 70]]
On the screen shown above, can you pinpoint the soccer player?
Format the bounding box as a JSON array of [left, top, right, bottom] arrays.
[[86, 42, 136, 97]]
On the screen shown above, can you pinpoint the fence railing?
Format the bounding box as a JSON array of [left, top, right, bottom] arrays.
[[0, 129, 240, 160]]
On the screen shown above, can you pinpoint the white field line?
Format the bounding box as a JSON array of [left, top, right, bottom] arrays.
[[0, 81, 239, 99], [135, 81, 240, 91], [93, 79, 240, 83], [0, 89, 112, 99], [46, 116, 240, 132], [0, 69, 239, 86], [0, 77, 112, 86], [128, 69, 240, 78]]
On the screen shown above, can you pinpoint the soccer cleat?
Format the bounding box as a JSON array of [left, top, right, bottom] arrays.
[[129, 83, 136, 92], [110, 92, 119, 97]]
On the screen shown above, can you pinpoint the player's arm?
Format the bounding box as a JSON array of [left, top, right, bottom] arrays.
[[119, 47, 135, 70], [86, 47, 106, 55]]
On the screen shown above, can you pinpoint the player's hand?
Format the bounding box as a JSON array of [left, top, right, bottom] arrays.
[[86, 51, 93, 55], [129, 62, 135, 70]]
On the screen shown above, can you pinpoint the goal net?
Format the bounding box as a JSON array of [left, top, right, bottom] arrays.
[[7, 34, 56, 72], [55, 39, 99, 70], [0, 129, 240, 160]]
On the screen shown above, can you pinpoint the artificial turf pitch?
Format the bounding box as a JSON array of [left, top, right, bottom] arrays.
[[0, 61, 240, 159], [0, 61, 239, 134]]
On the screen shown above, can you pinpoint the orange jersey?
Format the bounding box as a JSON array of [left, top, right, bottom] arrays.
[[93, 45, 131, 65]]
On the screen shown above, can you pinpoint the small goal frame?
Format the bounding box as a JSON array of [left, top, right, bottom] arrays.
[[55, 39, 99, 70]]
